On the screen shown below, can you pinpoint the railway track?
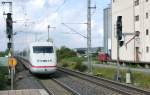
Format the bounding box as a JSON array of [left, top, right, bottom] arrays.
[[17, 57, 150, 95], [54, 71, 119, 95], [17, 57, 79, 95], [38, 77, 80, 95], [58, 67, 150, 95]]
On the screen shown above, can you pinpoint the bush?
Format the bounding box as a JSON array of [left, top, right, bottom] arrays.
[[0, 67, 9, 90], [57, 46, 77, 62], [0, 49, 9, 57], [61, 62, 69, 67], [60, 57, 87, 72], [57, 46, 87, 72], [61, 59, 69, 67], [74, 63, 87, 72]]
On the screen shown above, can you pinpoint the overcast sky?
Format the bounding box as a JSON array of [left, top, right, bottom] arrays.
[[0, 0, 110, 51]]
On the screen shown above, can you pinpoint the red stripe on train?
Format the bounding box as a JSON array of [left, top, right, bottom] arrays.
[[31, 66, 56, 68]]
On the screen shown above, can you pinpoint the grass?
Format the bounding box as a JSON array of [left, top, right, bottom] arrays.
[[92, 67, 150, 89], [0, 67, 9, 90], [58, 55, 150, 89], [92, 67, 120, 81], [132, 71, 150, 89], [59, 57, 87, 72]]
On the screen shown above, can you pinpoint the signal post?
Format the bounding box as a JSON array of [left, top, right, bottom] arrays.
[[6, 12, 17, 90], [116, 16, 123, 81], [3, 1, 17, 89], [115, 16, 140, 83]]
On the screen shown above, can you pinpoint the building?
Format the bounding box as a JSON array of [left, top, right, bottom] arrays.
[[103, 5, 112, 55], [111, 0, 150, 63]]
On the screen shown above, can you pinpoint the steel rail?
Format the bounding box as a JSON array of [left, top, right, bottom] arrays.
[[52, 78, 81, 95], [38, 78, 80, 95], [17, 57, 54, 95], [58, 67, 150, 95], [33, 78, 55, 95]]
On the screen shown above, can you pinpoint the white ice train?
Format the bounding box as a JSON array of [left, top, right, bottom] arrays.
[[20, 42, 57, 74]]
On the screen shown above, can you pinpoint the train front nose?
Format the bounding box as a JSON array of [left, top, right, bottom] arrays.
[[30, 65, 57, 74], [31, 50, 57, 74]]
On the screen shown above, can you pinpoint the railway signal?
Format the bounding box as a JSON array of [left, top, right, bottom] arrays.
[[115, 16, 123, 82], [115, 16, 137, 83], [119, 41, 124, 47], [116, 16, 122, 41], [116, 16, 125, 47], [6, 13, 13, 39], [2, 1, 15, 90], [7, 42, 12, 50]]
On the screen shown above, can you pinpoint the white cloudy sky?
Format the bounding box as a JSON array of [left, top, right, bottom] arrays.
[[0, 0, 110, 51]]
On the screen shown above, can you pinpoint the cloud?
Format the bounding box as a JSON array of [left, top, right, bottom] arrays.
[[48, 0, 65, 6], [28, 0, 45, 9], [0, 0, 107, 51]]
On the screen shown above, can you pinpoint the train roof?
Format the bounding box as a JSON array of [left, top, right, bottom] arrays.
[[29, 41, 54, 47]]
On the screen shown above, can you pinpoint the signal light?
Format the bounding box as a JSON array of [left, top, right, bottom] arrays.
[[7, 42, 12, 50], [119, 41, 124, 47], [6, 13, 13, 36], [8, 35, 11, 39], [135, 31, 140, 37], [116, 16, 122, 40]]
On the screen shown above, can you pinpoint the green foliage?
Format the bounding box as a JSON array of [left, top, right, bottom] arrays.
[[61, 59, 70, 67], [60, 57, 87, 72], [132, 71, 150, 89], [73, 62, 87, 72], [0, 49, 9, 57], [93, 67, 150, 89], [57, 46, 87, 72], [57, 46, 77, 62], [94, 61, 101, 64], [93, 67, 115, 80], [0, 67, 9, 90]]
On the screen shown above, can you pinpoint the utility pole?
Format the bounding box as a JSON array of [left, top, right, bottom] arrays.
[[87, 0, 92, 73], [61, 0, 95, 73], [48, 25, 50, 41], [116, 34, 120, 81], [47, 25, 55, 42], [87, 0, 96, 73]]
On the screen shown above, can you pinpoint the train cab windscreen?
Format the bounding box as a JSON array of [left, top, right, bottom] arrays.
[[33, 46, 53, 53]]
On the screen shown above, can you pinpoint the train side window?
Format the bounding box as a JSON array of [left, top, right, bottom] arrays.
[[146, 29, 149, 35], [135, 15, 139, 21], [28, 50, 30, 56], [146, 12, 149, 19], [146, 47, 149, 53], [135, 0, 139, 6]]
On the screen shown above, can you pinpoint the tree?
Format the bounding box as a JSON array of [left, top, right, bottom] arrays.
[[0, 49, 9, 57], [57, 46, 77, 62]]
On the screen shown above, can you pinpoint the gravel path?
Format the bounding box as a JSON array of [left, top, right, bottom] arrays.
[[39, 78, 73, 95], [15, 60, 43, 90], [54, 71, 121, 95]]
